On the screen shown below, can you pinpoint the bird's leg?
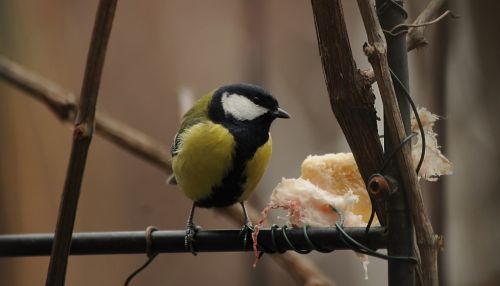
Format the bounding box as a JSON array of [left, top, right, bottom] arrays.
[[239, 202, 254, 250], [185, 203, 200, 256]]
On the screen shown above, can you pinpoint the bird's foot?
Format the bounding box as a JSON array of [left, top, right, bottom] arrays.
[[240, 221, 255, 250], [185, 222, 201, 256]]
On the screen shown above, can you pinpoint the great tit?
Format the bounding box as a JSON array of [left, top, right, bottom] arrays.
[[168, 83, 290, 254]]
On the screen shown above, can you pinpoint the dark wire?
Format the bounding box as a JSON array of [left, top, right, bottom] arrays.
[[302, 225, 332, 253], [124, 226, 158, 286], [365, 208, 376, 239], [363, 70, 426, 243], [389, 69, 426, 175], [281, 225, 311, 254], [335, 194, 416, 263], [336, 223, 417, 263], [124, 254, 158, 286], [379, 132, 418, 174]]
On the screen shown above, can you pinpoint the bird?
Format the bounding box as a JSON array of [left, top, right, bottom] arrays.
[[168, 83, 290, 254]]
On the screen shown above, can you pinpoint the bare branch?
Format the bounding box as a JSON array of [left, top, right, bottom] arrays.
[[302, 0, 452, 91], [407, 0, 446, 51], [310, 0, 386, 225], [95, 113, 172, 173], [357, 0, 439, 285], [0, 56, 77, 121], [46, 0, 119, 285], [386, 10, 457, 38], [0, 55, 172, 174]]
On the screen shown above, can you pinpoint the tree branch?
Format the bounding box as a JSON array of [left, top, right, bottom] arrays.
[[310, 0, 386, 225], [356, 0, 440, 285], [0, 55, 172, 174], [0, 56, 77, 121], [407, 0, 446, 51], [358, 0, 451, 85], [45, 1, 119, 285], [95, 113, 172, 173]]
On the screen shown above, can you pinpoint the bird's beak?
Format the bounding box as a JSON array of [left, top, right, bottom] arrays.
[[272, 107, 291, 119]]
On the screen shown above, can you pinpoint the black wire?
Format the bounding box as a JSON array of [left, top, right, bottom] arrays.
[[379, 132, 418, 174], [364, 207, 376, 239], [270, 224, 286, 253], [365, 70, 425, 255], [124, 254, 158, 286], [124, 226, 158, 286], [282, 226, 311, 254], [302, 225, 332, 253], [389, 69, 426, 175], [336, 223, 417, 263], [351, 69, 421, 264]]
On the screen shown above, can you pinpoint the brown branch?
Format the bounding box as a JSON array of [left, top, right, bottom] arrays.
[[0, 56, 172, 174], [45, 1, 119, 285], [95, 113, 172, 173], [386, 10, 456, 37], [310, 0, 386, 225], [407, 0, 446, 51], [361, 0, 452, 85], [0, 52, 334, 286], [0, 57, 77, 121], [356, 0, 439, 285]]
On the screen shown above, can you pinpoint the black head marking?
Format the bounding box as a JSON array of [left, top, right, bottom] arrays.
[[208, 83, 281, 126]]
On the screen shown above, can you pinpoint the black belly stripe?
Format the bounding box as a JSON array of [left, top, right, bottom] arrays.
[[195, 125, 269, 208]]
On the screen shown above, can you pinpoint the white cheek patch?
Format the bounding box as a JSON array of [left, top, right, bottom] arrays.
[[221, 92, 268, 121]]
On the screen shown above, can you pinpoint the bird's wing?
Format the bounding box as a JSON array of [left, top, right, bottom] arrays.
[[170, 92, 214, 158], [170, 132, 181, 157], [168, 92, 214, 185]]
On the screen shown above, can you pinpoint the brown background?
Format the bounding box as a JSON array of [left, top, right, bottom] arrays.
[[1, 1, 498, 285]]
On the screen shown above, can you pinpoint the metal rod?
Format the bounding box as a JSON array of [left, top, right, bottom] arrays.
[[375, 0, 416, 285], [0, 227, 386, 257]]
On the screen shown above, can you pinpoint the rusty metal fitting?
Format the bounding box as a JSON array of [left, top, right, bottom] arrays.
[[368, 173, 397, 198]]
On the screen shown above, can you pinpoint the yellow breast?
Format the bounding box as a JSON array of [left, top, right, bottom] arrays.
[[172, 122, 235, 202], [239, 135, 272, 202]]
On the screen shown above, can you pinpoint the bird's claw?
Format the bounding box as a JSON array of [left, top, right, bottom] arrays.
[[185, 223, 200, 256], [240, 222, 255, 250]]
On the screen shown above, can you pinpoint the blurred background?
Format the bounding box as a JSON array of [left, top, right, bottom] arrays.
[[0, 0, 498, 285]]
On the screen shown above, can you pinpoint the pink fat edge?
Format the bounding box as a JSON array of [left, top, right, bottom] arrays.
[[252, 200, 300, 267], [252, 204, 275, 268]]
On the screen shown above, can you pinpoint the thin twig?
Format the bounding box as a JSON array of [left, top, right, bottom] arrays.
[[45, 1, 119, 285], [356, 0, 439, 285], [360, 0, 453, 85], [385, 10, 457, 37], [0, 56, 333, 286], [407, 0, 446, 51]]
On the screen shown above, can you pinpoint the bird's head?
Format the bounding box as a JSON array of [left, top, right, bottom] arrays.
[[209, 83, 290, 130]]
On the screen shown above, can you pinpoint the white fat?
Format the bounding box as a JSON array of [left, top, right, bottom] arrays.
[[221, 92, 268, 121]]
